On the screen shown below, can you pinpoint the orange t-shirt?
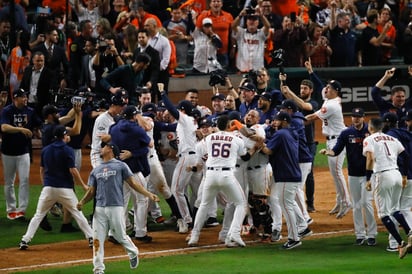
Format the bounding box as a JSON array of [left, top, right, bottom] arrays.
[[196, 10, 233, 55]]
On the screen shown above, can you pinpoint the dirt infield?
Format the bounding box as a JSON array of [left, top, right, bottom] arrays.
[[0, 145, 365, 272]]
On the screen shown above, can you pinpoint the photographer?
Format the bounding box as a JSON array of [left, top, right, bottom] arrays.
[[192, 18, 223, 73], [93, 36, 124, 99], [273, 15, 307, 67], [231, 6, 270, 72], [404, 22, 412, 64]]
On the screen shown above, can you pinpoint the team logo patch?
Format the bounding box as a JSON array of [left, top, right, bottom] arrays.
[[321, 107, 327, 114], [71, 44, 77, 52], [363, 141, 368, 147]]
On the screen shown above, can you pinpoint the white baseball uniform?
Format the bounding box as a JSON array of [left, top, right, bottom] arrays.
[[363, 132, 404, 218], [90, 111, 115, 168], [172, 112, 198, 224], [189, 130, 248, 246], [316, 96, 351, 211]]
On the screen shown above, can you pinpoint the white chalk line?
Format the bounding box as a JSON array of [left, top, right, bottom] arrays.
[[0, 229, 353, 272]]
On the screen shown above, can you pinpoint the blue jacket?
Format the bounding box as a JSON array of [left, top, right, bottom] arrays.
[[267, 127, 301, 183], [109, 119, 151, 176], [332, 123, 369, 177]]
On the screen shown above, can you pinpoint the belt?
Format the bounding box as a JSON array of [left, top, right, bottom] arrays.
[[376, 168, 398, 173], [247, 165, 262, 170], [178, 151, 196, 157], [207, 167, 231, 171], [326, 135, 337, 140]]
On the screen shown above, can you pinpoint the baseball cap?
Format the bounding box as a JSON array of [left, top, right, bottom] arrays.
[[110, 92, 127, 106], [177, 100, 193, 116], [405, 110, 412, 121], [278, 99, 297, 112], [239, 82, 257, 92], [142, 103, 157, 114], [191, 108, 202, 120], [13, 88, 27, 98], [228, 111, 242, 122], [351, 108, 365, 117], [258, 92, 272, 102], [382, 112, 398, 123], [202, 18, 213, 26], [122, 105, 139, 118], [101, 141, 120, 158], [273, 112, 291, 123], [328, 80, 342, 93], [157, 100, 166, 111], [198, 118, 212, 128], [53, 125, 67, 139], [42, 104, 58, 118], [211, 93, 226, 101]]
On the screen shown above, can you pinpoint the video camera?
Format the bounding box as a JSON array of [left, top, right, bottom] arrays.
[[50, 88, 96, 109], [98, 40, 110, 53], [209, 69, 227, 86]]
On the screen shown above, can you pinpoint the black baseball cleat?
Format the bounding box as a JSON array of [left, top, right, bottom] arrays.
[[19, 240, 29, 250], [282, 239, 302, 250], [135, 235, 153, 243]]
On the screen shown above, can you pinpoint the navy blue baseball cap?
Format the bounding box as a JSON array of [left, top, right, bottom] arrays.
[[177, 100, 193, 115], [211, 93, 226, 101], [110, 92, 127, 106], [382, 112, 398, 123], [101, 141, 120, 158], [258, 92, 272, 102], [328, 80, 342, 92], [142, 103, 157, 114], [351, 108, 365, 117], [239, 82, 257, 92], [122, 105, 139, 118], [42, 104, 58, 118], [13, 88, 28, 98], [278, 99, 297, 112], [273, 111, 291, 123], [53, 125, 67, 139]]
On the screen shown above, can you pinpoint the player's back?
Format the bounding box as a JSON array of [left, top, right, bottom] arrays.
[[364, 132, 404, 172], [205, 131, 246, 168]]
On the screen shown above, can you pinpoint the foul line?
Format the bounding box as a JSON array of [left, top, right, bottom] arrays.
[[1, 229, 353, 272]]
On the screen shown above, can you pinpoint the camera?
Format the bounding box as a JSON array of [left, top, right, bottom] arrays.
[[98, 41, 110, 52], [209, 69, 227, 86], [290, 12, 297, 23], [271, 48, 285, 73]]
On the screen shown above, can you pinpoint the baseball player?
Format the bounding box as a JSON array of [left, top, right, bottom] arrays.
[[1, 88, 42, 220], [140, 103, 183, 226], [19, 126, 93, 250], [362, 117, 412, 258], [159, 83, 198, 233], [320, 108, 377, 245], [278, 99, 314, 225], [188, 115, 255, 247], [381, 112, 412, 251], [109, 105, 153, 243], [305, 80, 351, 218], [261, 112, 309, 250], [90, 91, 127, 168], [77, 141, 159, 273]]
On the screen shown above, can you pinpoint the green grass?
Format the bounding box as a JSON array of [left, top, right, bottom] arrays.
[[13, 234, 412, 274]]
